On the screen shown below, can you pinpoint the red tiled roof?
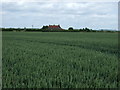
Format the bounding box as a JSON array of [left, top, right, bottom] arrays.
[[48, 25, 60, 28]]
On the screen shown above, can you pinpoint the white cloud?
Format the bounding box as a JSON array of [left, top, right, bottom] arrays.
[[1, 1, 118, 30], [2, 0, 120, 2]]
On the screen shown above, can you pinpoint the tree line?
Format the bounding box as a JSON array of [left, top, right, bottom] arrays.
[[0, 27, 118, 33]]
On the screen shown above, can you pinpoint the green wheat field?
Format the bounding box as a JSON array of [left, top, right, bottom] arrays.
[[2, 32, 118, 88]]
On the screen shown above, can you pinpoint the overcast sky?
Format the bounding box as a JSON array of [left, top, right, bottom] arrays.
[[1, 0, 118, 30]]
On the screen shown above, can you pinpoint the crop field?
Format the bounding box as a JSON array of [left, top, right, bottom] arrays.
[[2, 32, 118, 88]]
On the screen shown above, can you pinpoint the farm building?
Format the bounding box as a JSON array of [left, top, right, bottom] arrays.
[[48, 25, 62, 30], [42, 25, 63, 31]]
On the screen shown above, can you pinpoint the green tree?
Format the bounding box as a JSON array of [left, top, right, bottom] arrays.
[[42, 26, 48, 29], [68, 27, 74, 30]]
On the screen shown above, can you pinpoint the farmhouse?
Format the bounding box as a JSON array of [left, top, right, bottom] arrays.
[[48, 25, 63, 30], [42, 25, 63, 31]]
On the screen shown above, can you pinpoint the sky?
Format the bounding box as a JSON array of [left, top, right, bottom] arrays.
[[0, 0, 119, 30]]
